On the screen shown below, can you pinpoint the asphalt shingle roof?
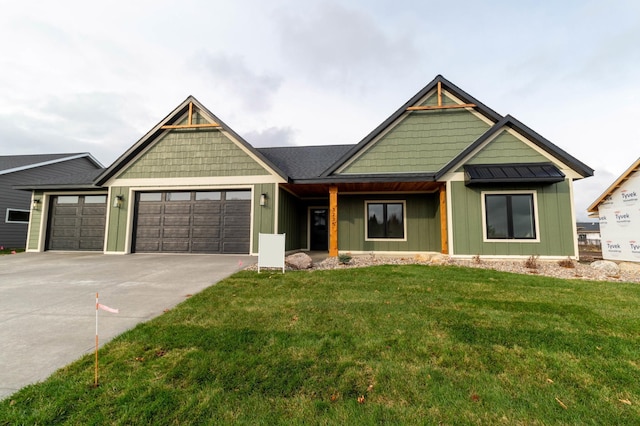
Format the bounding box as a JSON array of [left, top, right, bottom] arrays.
[[0, 154, 86, 173], [258, 145, 353, 180]]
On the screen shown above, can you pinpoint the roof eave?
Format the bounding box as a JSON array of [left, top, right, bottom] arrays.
[[587, 156, 640, 213]]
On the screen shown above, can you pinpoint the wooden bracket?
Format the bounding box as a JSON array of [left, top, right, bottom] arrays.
[[407, 81, 476, 111], [161, 102, 221, 129]]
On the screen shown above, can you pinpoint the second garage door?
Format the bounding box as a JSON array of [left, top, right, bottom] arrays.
[[133, 190, 251, 254]]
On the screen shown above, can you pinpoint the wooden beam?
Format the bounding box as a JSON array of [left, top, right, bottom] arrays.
[[437, 81, 442, 107], [188, 102, 193, 125], [439, 184, 448, 254], [329, 185, 338, 257], [407, 104, 476, 111], [160, 123, 221, 129]]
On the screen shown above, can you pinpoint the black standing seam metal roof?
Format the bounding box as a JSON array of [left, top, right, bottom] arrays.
[[464, 163, 565, 185]]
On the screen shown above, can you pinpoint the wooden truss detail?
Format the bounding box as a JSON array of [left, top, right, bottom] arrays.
[[161, 102, 221, 129], [407, 81, 476, 111]]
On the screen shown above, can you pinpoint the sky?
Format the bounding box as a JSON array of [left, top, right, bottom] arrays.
[[0, 0, 638, 220]]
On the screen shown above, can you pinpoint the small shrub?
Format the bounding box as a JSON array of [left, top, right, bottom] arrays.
[[338, 253, 352, 265], [524, 255, 539, 269], [558, 257, 575, 268]]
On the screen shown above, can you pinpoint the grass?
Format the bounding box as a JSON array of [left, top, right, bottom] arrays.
[[1, 265, 639, 425], [0, 247, 24, 255]]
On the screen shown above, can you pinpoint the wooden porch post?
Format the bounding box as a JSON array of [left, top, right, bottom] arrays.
[[439, 184, 449, 254], [329, 185, 338, 257]]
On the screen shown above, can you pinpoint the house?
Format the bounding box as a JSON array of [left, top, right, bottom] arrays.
[[587, 157, 640, 262], [0, 153, 103, 249], [18, 75, 593, 259], [576, 221, 601, 246]]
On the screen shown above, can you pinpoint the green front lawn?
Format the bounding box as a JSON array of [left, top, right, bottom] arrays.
[[2, 265, 639, 424]]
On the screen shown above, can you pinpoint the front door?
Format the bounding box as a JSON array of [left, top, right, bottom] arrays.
[[310, 208, 328, 251]]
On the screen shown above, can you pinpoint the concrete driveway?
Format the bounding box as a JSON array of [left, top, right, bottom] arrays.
[[0, 252, 254, 400]]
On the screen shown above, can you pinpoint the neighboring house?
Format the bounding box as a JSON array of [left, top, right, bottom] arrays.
[[0, 153, 103, 248], [18, 75, 593, 259], [587, 157, 640, 262], [576, 221, 601, 246]]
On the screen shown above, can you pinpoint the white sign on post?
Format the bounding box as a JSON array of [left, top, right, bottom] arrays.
[[258, 233, 286, 273]]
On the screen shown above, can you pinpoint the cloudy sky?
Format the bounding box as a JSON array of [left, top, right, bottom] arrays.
[[0, 0, 638, 219]]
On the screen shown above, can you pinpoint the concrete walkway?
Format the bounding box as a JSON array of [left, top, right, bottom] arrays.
[[0, 252, 254, 400]]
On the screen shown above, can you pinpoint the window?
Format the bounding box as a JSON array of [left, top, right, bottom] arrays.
[[484, 193, 537, 240], [6, 209, 30, 224], [226, 191, 251, 200], [139, 193, 162, 202], [195, 191, 221, 201], [84, 195, 107, 204], [57, 196, 79, 204], [166, 192, 191, 201], [366, 201, 405, 240]]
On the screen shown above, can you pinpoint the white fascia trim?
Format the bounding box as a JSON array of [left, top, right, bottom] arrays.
[[112, 175, 284, 187], [446, 180, 455, 256], [0, 153, 103, 176]]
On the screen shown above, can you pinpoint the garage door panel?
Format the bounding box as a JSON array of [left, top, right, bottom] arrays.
[[162, 227, 190, 238], [193, 215, 220, 226], [52, 228, 79, 237], [138, 204, 162, 214], [193, 226, 220, 237], [191, 240, 221, 252], [81, 206, 106, 216], [81, 217, 105, 227], [193, 204, 221, 214], [134, 191, 250, 254], [47, 195, 106, 251], [79, 239, 103, 250], [164, 204, 191, 215], [161, 241, 190, 252], [53, 206, 79, 216], [223, 241, 249, 253], [137, 216, 161, 226], [53, 217, 80, 227], [164, 216, 191, 226], [137, 228, 161, 238], [80, 228, 105, 237], [135, 240, 160, 252], [224, 215, 249, 226]]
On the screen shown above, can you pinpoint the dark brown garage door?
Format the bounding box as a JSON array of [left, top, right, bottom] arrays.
[[133, 190, 251, 254], [47, 195, 107, 251]]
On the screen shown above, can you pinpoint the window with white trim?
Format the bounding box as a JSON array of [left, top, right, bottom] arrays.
[[483, 192, 537, 240], [365, 201, 406, 240], [5, 209, 30, 224]]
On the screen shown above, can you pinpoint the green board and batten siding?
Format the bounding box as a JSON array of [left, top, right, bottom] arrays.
[[337, 194, 441, 252], [340, 94, 491, 174], [278, 189, 307, 251], [26, 191, 44, 251], [118, 130, 269, 179], [105, 186, 129, 253], [450, 181, 575, 256], [252, 183, 276, 254]]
